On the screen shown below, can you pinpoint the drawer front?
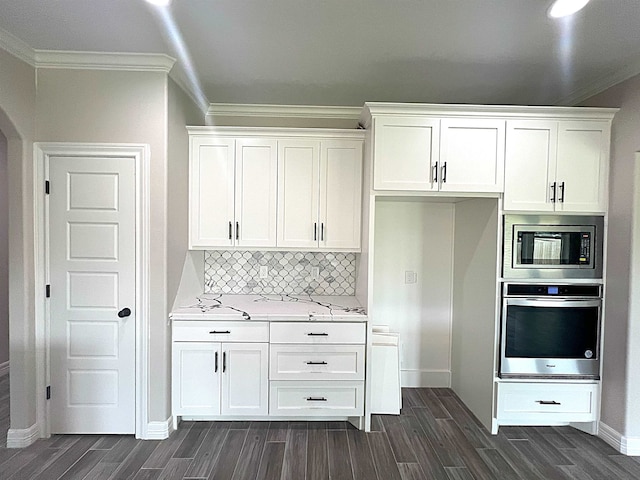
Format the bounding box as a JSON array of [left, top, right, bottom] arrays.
[[270, 345, 365, 380], [269, 381, 364, 417], [173, 321, 269, 342], [270, 322, 365, 344], [497, 382, 598, 421]]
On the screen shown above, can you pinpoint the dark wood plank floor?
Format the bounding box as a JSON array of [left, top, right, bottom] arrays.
[[1, 374, 639, 479]]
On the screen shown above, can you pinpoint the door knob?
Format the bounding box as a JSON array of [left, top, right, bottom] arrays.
[[118, 308, 132, 318]]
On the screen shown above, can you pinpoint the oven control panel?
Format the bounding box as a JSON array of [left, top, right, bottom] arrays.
[[504, 283, 601, 297]]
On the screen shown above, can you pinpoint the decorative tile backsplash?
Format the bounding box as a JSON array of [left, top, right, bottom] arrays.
[[204, 251, 356, 295]]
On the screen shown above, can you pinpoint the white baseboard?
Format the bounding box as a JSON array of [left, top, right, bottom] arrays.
[[599, 421, 640, 455], [6, 424, 40, 448], [401, 369, 451, 388], [143, 418, 173, 440], [0, 361, 8, 377]]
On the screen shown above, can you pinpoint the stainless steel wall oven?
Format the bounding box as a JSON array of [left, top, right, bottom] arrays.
[[499, 283, 602, 379]]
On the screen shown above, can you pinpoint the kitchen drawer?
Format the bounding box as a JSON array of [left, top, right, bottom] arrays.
[[497, 382, 598, 422], [270, 345, 365, 380], [172, 321, 269, 342], [269, 381, 364, 416], [270, 322, 365, 344]]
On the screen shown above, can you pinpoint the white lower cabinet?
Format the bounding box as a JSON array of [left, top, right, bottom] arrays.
[[172, 319, 367, 423], [496, 382, 599, 425], [172, 322, 269, 418], [270, 381, 364, 416], [268, 322, 366, 417]]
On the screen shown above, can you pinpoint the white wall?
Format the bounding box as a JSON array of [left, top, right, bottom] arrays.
[[373, 199, 454, 387], [582, 73, 640, 439], [0, 46, 37, 431], [167, 77, 205, 312], [35, 68, 171, 422], [0, 129, 8, 368]]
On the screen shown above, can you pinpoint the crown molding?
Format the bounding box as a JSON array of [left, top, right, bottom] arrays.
[[168, 68, 210, 116], [554, 56, 640, 106], [34, 50, 176, 72], [207, 103, 362, 120], [0, 26, 36, 66]]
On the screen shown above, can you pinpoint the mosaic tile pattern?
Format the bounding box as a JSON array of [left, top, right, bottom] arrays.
[[204, 251, 356, 295]]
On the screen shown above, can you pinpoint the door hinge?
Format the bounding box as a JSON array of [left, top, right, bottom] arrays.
[[45, 180, 50, 194], [46, 386, 51, 400], [46, 285, 50, 298]]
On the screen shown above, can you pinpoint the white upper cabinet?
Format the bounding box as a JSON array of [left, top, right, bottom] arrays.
[[320, 140, 363, 249], [278, 139, 363, 250], [189, 136, 236, 247], [504, 120, 610, 213], [555, 121, 610, 213], [373, 116, 439, 191], [189, 127, 364, 251], [439, 118, 505, 193], [277, 140, 321, 249], [189, 136, 277, 248], [371, 115, 505, 193]]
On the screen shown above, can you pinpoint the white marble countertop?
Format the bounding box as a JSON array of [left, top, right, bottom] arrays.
[[170, 294, 368, 321]]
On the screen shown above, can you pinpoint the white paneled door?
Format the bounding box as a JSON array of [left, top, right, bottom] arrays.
[[49, 156, 136, 434]]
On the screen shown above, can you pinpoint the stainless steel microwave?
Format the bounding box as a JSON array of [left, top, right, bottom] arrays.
[[503, 215, 604, 279]]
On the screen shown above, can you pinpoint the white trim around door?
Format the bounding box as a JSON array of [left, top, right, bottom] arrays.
[[34, 143, 151, 441]]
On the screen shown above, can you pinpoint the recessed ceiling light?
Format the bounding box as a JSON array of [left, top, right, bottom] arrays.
[[145, 0, 172, 7], [548, 0, 590, 18]]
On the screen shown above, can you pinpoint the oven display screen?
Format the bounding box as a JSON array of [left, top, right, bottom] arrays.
[[548, 286, 559, 295]]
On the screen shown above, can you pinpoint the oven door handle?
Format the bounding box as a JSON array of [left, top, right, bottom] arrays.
[[504, 298, 602, 308]]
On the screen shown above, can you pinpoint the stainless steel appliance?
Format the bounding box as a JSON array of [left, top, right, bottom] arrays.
[[500, 283, 602, 379], [503, 215, 604, 279]]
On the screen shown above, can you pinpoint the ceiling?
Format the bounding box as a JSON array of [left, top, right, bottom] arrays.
[[1, 0, 640, 108]]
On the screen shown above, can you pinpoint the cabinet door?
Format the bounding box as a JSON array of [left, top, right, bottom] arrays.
[[189, 137, 235, 248], [277, 140, 321, 248], [172, 342, 221, 416], [221, 343, 269, 416], [439, 118, 505, 193], [555, 121, 609, 213], [372, 116, 439, 191], [319, 140, 363, 250], [504, 121, 558, 212], [235, 139, 278, 247]]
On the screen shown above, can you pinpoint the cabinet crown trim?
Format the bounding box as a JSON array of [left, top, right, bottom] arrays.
[[207, 103, 362, 120], [187, 126, 365, 139], [360, 102, 618, 128]]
